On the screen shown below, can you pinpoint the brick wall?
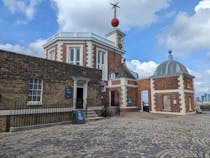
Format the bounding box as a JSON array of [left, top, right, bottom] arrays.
[[128, 80, 137, 85], [0, 50, 102, 109], [185, 92, 195, 112], [154, 76, 179, 90], [109, 87, 121, 106], [112, 80, 121, 85], [127, 87, 138, 106], [184, 76, 194, 91], [108, 51, 122, 74], [154, 92, 181, 112]]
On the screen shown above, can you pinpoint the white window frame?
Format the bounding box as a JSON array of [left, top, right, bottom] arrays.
[[110, 73, 116, 80], [66, 45, 83, 66], [27, 78, 43, 105], [96, 48, 108, 81], [47, 48, 56, 60]]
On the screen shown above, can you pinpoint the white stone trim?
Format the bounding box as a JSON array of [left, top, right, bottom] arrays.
[[150, 78, 156, 112], [73, 80, 77, 109], [83, 82, 88, 110], [178, 75, 186, 114], [109, 91, 111, 106], [47, 47, 56, 60], [127, 84, 138, 88], [86, 41, 94, 68], [0, 108, 73, 116], [107, 84, 121, 88], [153, 89, 194, 93], [121, 78, 127, 107], [57, 42, 62, 62], [150, 111, 186, 115]]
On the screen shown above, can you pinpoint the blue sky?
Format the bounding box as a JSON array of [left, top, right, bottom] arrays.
[[0, 0, 210, 97]]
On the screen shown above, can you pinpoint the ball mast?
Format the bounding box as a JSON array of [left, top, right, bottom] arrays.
[[110, 1, 120, 18], [110, 2, 120, 27]]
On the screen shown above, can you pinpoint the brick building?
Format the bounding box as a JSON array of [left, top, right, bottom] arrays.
[[138, 51, 195, 115], [43, 29, 138, 112], [0, 50, 102, 132]]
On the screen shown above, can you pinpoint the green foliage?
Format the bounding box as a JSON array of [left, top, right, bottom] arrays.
[[200, 104, 210, 110]]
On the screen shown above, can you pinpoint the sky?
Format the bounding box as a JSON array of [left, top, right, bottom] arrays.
[[0, 0, 210, 97]]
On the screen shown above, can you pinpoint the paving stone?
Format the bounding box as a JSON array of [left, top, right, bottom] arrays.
[[0, 113, 210, 157]]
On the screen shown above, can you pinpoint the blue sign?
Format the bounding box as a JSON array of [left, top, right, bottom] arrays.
[[73, 110, 86, 124], [65, 86, 73, 98]]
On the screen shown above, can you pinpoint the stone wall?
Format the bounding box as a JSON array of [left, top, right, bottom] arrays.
[[0, 116, 6, 132], [0, 50, 102, 109]]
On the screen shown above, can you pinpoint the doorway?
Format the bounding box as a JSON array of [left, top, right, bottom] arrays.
[[111, 91, 115, 106], [76, 87, 83, 109], [141, 90, 149, 112], [188, 97, 192, 111], [163, 95, 171, 111]]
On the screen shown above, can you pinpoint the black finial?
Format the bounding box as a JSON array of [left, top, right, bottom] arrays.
[[110, 1, 120, 18], [168, 50, 173, 60]]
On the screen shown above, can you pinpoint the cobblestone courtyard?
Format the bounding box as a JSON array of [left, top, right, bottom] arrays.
[[0, 113, 210, 158]]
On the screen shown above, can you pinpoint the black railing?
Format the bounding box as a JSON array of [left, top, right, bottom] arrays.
[[8, 102, 73, 131]]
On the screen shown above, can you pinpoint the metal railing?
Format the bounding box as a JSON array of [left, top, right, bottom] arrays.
[[7, 102, 73, 131]]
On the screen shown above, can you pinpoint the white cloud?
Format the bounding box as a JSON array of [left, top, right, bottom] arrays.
[[29, 39, 46, 57], [126, 60, 159, 78], [206, 69, 210, 75], [2, 0, 43, 20], [159, 0, 210, 52], [0, 39, 46, 58], [0, 43, 32, 55], [191, 70, 210, 96], [52, 0, 169, 34], [195, 0, 210, 12]]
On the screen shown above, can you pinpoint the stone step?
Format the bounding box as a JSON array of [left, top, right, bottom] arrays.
[[87, 116, 104, 121], [86, 113, 98, 117]]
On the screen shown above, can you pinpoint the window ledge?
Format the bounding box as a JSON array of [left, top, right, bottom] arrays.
[[27, 101, 42, 106]]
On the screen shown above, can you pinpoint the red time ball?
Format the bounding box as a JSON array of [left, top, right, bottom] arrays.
[[111, 18, 119, 27]]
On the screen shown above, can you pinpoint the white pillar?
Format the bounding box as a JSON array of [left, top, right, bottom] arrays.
[[83, 82, 88, 109], [150, 78, 156, 112], [121, 78, 127, 107], [178, 75, 186, 114], [73, 79, 77, 109], [86, 41, 94, 68], [57, 42, 62, 62]]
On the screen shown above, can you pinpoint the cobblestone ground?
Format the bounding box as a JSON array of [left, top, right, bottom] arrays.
[[0, 113, 210, 158]]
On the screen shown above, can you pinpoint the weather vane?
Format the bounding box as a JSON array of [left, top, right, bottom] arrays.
[[110, 1, 120, 18], [110, 1, 120, 27]]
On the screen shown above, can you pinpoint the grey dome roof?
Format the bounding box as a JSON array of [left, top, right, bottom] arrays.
[[153, 51, 189, 77]]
